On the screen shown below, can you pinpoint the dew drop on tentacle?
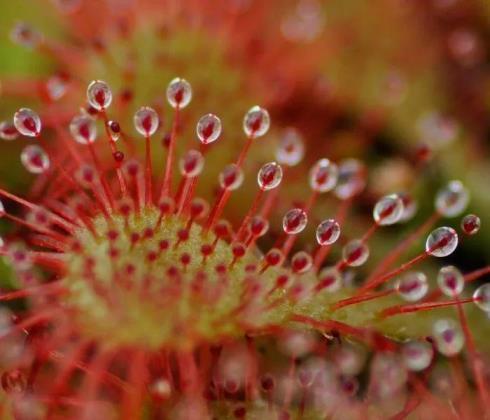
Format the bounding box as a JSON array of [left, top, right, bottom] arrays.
[[70, 115, 97, 145], [473, 284, 490, 312], [20, 145, 50, 174], [317, 266, 342, 293], [333, 343, 366, 376], [0, 121, 19, 141], [461, 214, 480, 235], [309, 158, 338, 193], [401, 341, 433, 372], [13, 108, 41, 137], [316, 219, 340, 246], [46, 74, 68, 101], [397, 192, 418, 222], [435, 180, 469, 217], [243, 106, 270, 138], [369, 353, 407, 398], [87, 80, 112, 111], [395, 271, 428, 302], [432, 319, 464, 357], [373, 194, 404, 226], [437, 266, 464, 297], [213, 220, 232, 241], [231, 242, 246, 261], [10, 22, 42, 48], [179, 150, 204, 178], [282, 208, 308, 235], [189, 198, 209, 220], [76, 164, 97, 188], [291, 251, 312, 274], [425, 227, 458, 257], [219, 164, 244, 191], [197, 114, 222, 145], [334, 158, 366, 200], [257, 162, 283, 191], [6, 243, 32, 271], [167, 77, 192, 109], [1, 369, 27, 394], [123, 159, 142, 178], [134, 107, 159, 137], [260, 374, 275, 393], [342, 240, 369, 267], [275, 128, 304, 166], [157, 197, 175, 217], [264, 248, 284, 267], [249, 216, 269, 238], [107, 120, 121, 142]]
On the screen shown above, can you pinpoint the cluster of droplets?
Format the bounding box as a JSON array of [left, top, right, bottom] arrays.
[[0, 72, 489, 419]]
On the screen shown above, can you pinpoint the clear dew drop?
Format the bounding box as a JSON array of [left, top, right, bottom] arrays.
[[10, 22, 42, 48], [426, 226, 458, 257], [257, 162, 283, 191], [46, 75, 68, 101], [1, 369, 27, 394], [275, 128, 305, 166], [282, 208, 308, 235], [461, 214, 480, 235], [219, 164, 244, 191], [249, 216, 269, 238], [333, 343, 366, 376], [196, 114, 222, 145], [397, 192, 418, 222], [0, 121, 19, 141], [432, 319, 464, 357], [243, 106, 270, 138], [26, 208, 50, 227], [76, 164, 97, 188], [437, 266, 464, 297], [309, 158, 339, 193], [370, 353, 407, 398], [291, 251, 313, 274], [316, 219, 340, 246], [179, 150, 204, 178], [417, 111, 458, 149], [20, 145, 50, 174], [107, 120, 120, 142], [317, 266, 342, 293], [7, 243, 32, 271], [334, 159, 366, 200], [69, 115, 97, 145], [343, 240, 369, 267], [435, 180, 469, 217], [401, 341, 433, 372], [87, 80, 112, 111], [473, 284, 490, 312], [373, 194, 404, 225], [190, 198, 209, 220], [167, 78, 192, 109], [134, 107, 159, 137], [395, 271, 428, 302], [265, 248, 284, 267], [13, 108, 41, 137]]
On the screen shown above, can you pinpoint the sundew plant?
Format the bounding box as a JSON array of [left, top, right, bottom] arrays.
[[0, 1, 489, 419]]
